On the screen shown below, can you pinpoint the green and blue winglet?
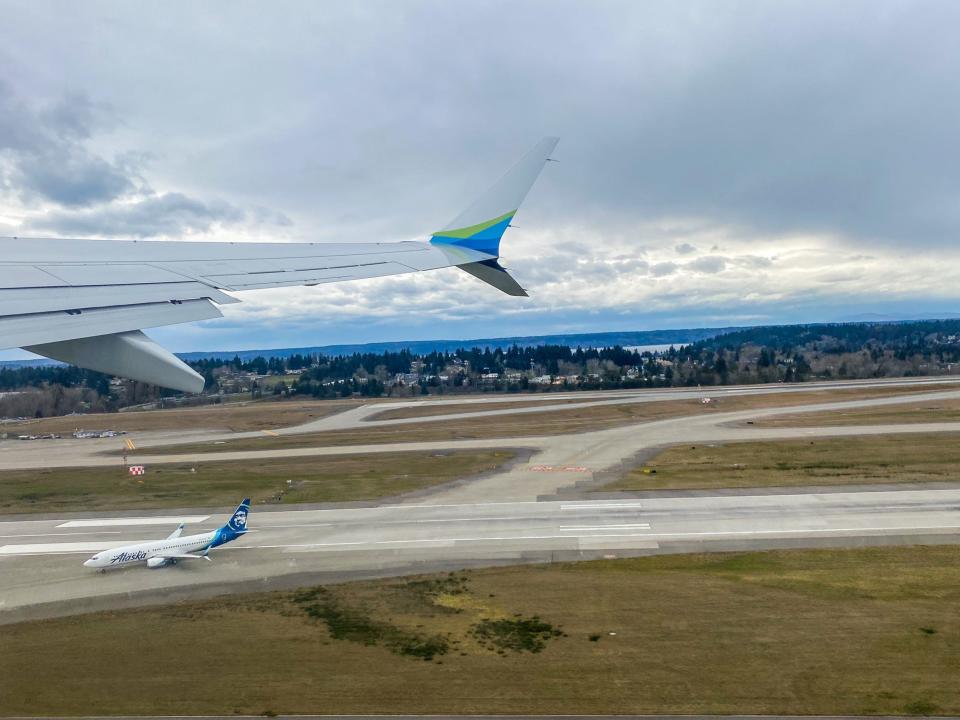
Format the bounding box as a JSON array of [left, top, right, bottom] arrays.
[[430, 137, 559, 296]]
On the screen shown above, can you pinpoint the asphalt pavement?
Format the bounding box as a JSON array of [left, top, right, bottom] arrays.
[[3, 377, 960, 621]]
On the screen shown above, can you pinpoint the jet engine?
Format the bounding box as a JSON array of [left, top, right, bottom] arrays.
[[146, 557, 170, 569]]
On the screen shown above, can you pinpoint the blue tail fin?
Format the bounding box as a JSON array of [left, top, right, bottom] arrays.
[[205, 498, 251, 552], [223, 498, 250, 535]]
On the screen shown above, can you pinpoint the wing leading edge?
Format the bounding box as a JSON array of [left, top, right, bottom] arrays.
[[0, 138, 558, 391]]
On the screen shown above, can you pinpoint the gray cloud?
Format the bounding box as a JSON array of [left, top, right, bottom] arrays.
[[0, 83, 140, 206], [26, 192, 245, 237], [687, 256, 727, 274], [735, 255, 775, 269], [3, 1, 960, 352], [5, 1, 958, 246], [14, 148, 136, 207], [650, 262, 678, 277], [0, 82, 292, 238]]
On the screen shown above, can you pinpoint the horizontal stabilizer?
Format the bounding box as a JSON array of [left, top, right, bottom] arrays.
[[27, 330, 206, 393], [458, 260, 528, 297]]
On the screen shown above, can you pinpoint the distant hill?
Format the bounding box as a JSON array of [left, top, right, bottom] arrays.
[[0, 359, 64, 369], [8, 318, 960, 367], [173, 328, 737, 362]]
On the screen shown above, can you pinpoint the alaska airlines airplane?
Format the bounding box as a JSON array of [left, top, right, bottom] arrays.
[[83, 498, 250, 570], [0, 138, 558, 392]]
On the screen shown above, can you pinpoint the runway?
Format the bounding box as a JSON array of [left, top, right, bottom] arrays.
[[3, 486, 959, 622], [3, 376, 960, 621]]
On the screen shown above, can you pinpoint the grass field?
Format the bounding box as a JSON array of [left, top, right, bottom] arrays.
[[605, 433, 960, 492], [1, 398, 364, 433], [757, 397, 960, 427], [0, 450, 515, 514], [369, 397, 582, 420], [2, 546, 959, 715], [143, 384, 954, 455]]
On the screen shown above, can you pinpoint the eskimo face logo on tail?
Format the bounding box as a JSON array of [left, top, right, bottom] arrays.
[[232, 510, 247, 529]]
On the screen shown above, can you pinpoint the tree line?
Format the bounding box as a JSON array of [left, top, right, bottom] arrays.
[[4, 318, 960, 417]]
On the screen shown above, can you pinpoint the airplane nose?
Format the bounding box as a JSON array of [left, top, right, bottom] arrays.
[[83, 559, 94, 567]]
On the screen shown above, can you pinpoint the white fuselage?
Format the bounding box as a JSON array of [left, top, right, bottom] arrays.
[[83, 530, 217, 569]]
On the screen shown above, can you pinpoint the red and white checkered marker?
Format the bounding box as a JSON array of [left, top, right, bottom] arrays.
[[128, 465, 145, 476]]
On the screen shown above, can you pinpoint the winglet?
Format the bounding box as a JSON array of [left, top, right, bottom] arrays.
[[431, 137, 557, 295], [458, 259, 528, 297]]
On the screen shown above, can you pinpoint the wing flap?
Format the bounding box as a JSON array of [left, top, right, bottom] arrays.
[[0, 282, 237, 318], [37, 263, 190, 285], [0, 266, 65, 289], [0, 298, 221, 350]]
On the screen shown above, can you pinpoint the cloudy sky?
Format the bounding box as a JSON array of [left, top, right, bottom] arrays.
[[2, 0, 960, 356]]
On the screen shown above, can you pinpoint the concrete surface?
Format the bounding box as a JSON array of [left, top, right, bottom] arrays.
[[3, 377, 960, 620], [2, 486, 958, 621]]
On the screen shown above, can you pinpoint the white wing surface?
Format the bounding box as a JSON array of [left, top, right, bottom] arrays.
[[0, 137, 558, 392]]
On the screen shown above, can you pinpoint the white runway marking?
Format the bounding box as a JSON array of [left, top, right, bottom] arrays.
[[561, 502, 644, 511], [229, 523, 960, 553], [0, 540, 153, 555], [0, 531, 122, 538], [258, 532, 659, 550], [562, 524, 651, 531], [640, 524, 960, 539], [405, 516, 526, 524], [57, 516, 210, 528]]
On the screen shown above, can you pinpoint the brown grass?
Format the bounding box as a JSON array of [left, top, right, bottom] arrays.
[[145, 384, 960, 455], [2, 546, 959, 715], [2, 398, 365, 433], [370, 397, 581, 420], [0, 450, 516, 513], [755, 397, 960, 427], [606, 432, 960, 492]]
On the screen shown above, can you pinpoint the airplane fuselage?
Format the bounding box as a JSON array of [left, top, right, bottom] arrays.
[[84, 530, 217, 569], [83, 498, 250, 570]]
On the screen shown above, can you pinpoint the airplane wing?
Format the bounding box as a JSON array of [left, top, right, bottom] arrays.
[[0, 137, 558, 392], [166, 523, 185, 540], [159, 552, 211, 561]]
